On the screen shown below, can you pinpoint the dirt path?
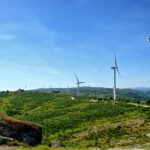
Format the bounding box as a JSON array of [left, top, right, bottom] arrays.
[[127, 102, 150, 108]]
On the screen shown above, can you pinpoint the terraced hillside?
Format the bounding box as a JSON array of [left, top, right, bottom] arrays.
[[0, 91, 150, 149]]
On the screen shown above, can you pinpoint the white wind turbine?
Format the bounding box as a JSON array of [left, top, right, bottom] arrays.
[[111, 53, 121, 100], [74, 73, 85, 96]]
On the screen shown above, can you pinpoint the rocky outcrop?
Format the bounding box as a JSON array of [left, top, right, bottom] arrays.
[[0, 114, 42, 146], [0, 136, 15, 145]]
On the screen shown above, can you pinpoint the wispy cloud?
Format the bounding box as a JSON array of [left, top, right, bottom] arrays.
[[0, 57, 61, 77], [0, 21, 66, 48], [0, 21, 67, 77], [0, 23, 18, 40], [0, 34, 16, 40], [0, 21, 55, 38]]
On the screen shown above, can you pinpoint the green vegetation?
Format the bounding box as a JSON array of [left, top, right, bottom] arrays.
[[0, 91, 150, 149]]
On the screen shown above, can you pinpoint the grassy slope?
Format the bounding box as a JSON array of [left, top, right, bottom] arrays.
[[0, 92, 150, 149]]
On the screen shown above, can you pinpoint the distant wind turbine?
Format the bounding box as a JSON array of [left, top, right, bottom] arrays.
[[74, 73, 85, 96], [66, 86, 70, 95], [25, 84, 27, 90], [111, 52, 121, 100], [147, 37, 150, 42]]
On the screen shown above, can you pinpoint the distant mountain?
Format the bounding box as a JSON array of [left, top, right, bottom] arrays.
[[30, 87, 150, 100], [130, 87, 150, 92]]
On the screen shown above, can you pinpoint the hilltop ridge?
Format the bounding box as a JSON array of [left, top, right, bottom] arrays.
[[30, 86, 150, 100]]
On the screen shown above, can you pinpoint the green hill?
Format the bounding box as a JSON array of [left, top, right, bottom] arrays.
[[0, 91, 150, 149], [32, 87, 150, 100]]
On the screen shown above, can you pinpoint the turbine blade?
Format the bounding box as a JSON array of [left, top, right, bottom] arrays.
[[113, 50, 118, 68], [114, 51, 121, 77], [74, 73, 79, 83], [117, 68, 121, 77], [114, 54, 118, 68]]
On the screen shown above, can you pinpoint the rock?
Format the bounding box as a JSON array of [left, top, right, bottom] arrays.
[[0, 136, 15, 145], [51, 140, 65, 148], [146, 133, 150, 138], [0, 114, 42, 146], [128, 136, 137, 140]]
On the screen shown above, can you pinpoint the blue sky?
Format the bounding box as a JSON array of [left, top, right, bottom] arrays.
[[0, 0, 150, 90]]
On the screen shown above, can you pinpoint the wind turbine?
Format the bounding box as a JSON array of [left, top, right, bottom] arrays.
[[74, 73, 85, 96], [147, 37, 150, 42], [66, 86, 70, 95], [111, 53, 121, 100], [25, 84, 27, 90]]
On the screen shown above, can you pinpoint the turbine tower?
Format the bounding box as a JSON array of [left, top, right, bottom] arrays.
[[25, 84, 27, 90], [111, 53, 121, 100], [74, 73, 85, 96]]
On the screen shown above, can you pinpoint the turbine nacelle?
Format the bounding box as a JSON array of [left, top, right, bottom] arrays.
[[111, 66, 118, 70], [77, 81, 85, 85]]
